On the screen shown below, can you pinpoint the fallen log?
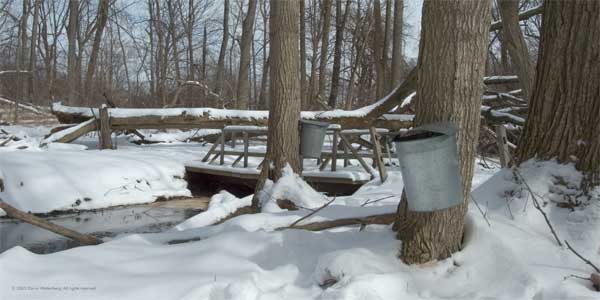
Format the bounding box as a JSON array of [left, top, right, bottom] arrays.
[[277, 212, 396, 231], [0, 199, 102, 246], [41, 118, 98, 144]]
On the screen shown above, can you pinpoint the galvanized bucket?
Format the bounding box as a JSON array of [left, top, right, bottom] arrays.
[[300, 120, 329, 158], [394, 122, 463, 212]]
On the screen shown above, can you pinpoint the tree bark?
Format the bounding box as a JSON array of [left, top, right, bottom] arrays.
[[391, 0, 404, 86], [497, 0, 534, 101], [214, 0, 229, 97], [316, 0, 332, 107], [29, 0, 41, 103], [328, 0, 351, 108], [300, 0, 308, 109], [394, 0, 491, 264], [83, 0, 109, 105], [236, 0, 258, 109], [372, 0, 386, 99], [267, 0, 302, 180], [517, 1, 600, 183]]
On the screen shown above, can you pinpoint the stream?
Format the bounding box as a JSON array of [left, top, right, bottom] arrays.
[[0, 197, 209, 254]]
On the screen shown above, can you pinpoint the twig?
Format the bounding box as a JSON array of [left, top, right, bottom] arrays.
[[360, 195, 396, 207], [514, 169, 562, 246], [279, 213, 396, 231], [565, 240, 600, 273], [563, 274, 591, 281], [289, 196, 337, 228], [470, 194, 491, 227]]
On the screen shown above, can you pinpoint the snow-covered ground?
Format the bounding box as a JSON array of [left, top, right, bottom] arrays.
[[1, 124, 599, 300]]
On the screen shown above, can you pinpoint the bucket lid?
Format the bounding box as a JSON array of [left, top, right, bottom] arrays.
[[300, 120, 330, 127], [394, 121, 457, 142]]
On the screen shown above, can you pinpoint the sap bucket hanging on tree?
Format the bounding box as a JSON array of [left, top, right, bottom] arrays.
[[393, 122, 463, 212], [299, 120, 329, 158]]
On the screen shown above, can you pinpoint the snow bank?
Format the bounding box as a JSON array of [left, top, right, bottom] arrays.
[[0, 150, 190, 214], [259, 166, 329, 212], [175, 191, 251, 230]]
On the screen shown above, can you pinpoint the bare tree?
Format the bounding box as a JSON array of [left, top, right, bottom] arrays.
[[236, 0, 257, 109], [391, 0, 404, 86], [394, 0, 491, 264], [316, 0, 331, 107], [84, 0, 110, 105], [518, 1, 600, 182], [265, 0, 301, 179], [214, 0, 229, 97], [67, 0, 79, 105], [328, 0, 351, 108], [497, 0, 534, 101]]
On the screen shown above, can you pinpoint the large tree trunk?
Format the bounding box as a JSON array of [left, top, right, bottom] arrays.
[[214, 0, 229, 97], [83, 0, 109, 105], [266, 0, 302, 179], [67, 0, 79, 105], [394, 0, 491, 264], [391, 0, 404, 86], [236, 0, 258, 109], [299, 0, 308, 109], [517, 1, 600, 183], [497, 0, 534, 101], [328, 0, 351, 108]]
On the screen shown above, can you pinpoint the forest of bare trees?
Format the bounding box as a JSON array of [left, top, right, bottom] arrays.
[[0, 0, 541, 113]]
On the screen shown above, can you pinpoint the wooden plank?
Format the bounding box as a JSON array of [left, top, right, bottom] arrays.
[[319, 157, 331, 171], [339, 133, 376, 179], [231, 154, 244, 167], [99, 106, 112, 149], [201, 132, 224, 162], [369, 127, 388, 182]]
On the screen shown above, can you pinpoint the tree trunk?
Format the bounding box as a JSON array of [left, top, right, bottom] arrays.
[[84, 0, 109, 105], [316, 0, 332, 107], [236, 0, 258, 109], [394, 0, 491, 264], [328, 0, 351, 108], [498, 0, 534, 101], [391, 0, 404, 86], [214, 0, 229, 97], [517, 1, 600, 183], [167, 0, 181, 83], [202, 24, 207, 81], [29, 0, 41, 103], [67, 0, 79, 105], [266, 0, 302, 180], [299, 0, 308, 109], [372, 0, 386, 99]]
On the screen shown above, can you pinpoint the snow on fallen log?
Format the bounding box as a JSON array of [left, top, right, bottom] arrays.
[[41, 118, 97, 145]]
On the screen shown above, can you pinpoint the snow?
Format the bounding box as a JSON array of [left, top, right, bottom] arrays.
[[1, 123, 599, 299], [40, 118, 96, 144]]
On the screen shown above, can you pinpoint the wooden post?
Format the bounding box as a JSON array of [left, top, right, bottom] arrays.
[[230, 132, 236, 148], [0, 199, 101, 245], [369, 127, 388, 182], [495, 124, 510, 167], [243, 131, 249, 168], [343, 139, 349, 167], [339, 133, 376, 179], [220, 131, 225, 165], [331, 129, 338, 171], [201, 132, 224, 162], [99, 106, 112, 149]]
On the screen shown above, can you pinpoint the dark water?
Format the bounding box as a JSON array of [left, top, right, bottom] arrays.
[[0, 202, 204, 254]]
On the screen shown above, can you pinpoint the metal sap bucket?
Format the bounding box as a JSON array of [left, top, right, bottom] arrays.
[[300, 120, 329, 158], [394, 122, 463, 212]]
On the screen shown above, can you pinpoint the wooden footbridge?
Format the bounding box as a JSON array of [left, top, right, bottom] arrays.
[[186, 125, 399, 195]]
